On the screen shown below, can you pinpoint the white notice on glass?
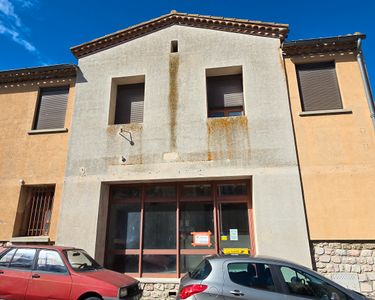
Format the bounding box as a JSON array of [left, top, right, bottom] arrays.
[[195, 235, 209, 245], [229, 229, 238, 241]]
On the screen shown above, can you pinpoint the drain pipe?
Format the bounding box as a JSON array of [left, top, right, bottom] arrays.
[[356, 35, 375, 129]]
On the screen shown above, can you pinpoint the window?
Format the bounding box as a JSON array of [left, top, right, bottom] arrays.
[[14, 186, 54, 237], [105, 180, 252, 278], [190, 259, 212, 280], [228, 263, 275, 292], [280, 266, 348, 299], [0, 249, 16, 267], [296, 62, 343, 112], [33, 87, 69, 130], [36, 250, 67, 273], [206, 67, 244, 118], [9, 248, 36, 270], [115, 83, 144, 124]]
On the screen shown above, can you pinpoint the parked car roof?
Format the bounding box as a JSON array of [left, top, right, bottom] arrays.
[[1, 244, 80, 251]]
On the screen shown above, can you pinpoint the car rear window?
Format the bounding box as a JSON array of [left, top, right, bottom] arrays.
[[190, 259, 212, 280]]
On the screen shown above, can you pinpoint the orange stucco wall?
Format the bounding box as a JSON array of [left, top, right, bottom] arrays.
[[285, 54, 375, 240], [0, 79, 75, 242]]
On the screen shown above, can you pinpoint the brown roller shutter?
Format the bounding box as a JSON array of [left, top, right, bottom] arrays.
[[297, 62, 343, 111], [115, 83, 144, 124], [207, 74, 244, 109], [34, 87, 69, 130]]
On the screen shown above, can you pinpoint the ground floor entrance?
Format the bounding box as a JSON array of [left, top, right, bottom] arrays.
[[104, 179, 253, 278]]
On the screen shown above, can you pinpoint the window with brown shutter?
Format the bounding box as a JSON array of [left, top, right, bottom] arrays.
[[33, 87, 69, 130], [206, 74, 244, 118], [115, 83, 145, 124], [296, 62, 343, 112]]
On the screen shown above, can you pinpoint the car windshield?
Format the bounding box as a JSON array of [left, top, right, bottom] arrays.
[[64, 250, 102, 272]]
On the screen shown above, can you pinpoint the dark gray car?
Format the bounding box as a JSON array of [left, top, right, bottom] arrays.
[[177, 255, 368, 300]]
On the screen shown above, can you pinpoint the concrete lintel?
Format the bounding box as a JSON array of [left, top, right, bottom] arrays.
[[137, 278, 181, 284], [11, 236, 50, 243]]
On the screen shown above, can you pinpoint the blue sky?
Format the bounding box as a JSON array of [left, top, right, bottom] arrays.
[[0, 0, 374, 91]]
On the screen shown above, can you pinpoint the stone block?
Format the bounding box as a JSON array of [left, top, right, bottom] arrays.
[[144, 284, 154, 291], [328, 243, 342, 248], [165, 284, 176, 290], [142, 291, 151, 297], [362, 250, 373, 257], [332, 256, 341, 263], [362, 265, 373, 272], [316, 262, 326, 269], [342, 244, 352, 250], [315, 247, 324, 255], [352, 244, 362, 250], [320, 255, 331, 263], [359, 257, 368, 264], [367, 258, 374, 265], [352, 265, 361, 273], [345, 264, 352, 272], [367, 273, 375, 281], [154, 284, 165, 291], [358, 274, 367, 282], [335, 249, 346, 256], [325, 248, 334, 255], [348, 250, 360, 257], [364, 244, 375, 250], [151, 291, 162, 298], [360, 282, 373, 293]]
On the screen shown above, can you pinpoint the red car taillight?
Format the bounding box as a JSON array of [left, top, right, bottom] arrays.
[[179, 284, 208, 299]]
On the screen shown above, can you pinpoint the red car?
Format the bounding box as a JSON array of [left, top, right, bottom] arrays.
[[0, 245, 142, 300]]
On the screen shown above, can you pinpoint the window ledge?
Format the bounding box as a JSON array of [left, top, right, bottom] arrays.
[[10, 236, 50, 243], [299, 109, 352, 116], [136, 278, 180, 284], [28, 128, 68, 135]]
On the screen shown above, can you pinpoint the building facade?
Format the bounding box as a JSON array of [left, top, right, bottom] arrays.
[[0, 65, 76, 244], [56, 11, 312, 293], [284, 35, 375, 297]]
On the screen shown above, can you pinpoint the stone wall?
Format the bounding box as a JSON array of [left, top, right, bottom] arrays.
[[140, 282, 179, 300], [313, 242, 375, 299]]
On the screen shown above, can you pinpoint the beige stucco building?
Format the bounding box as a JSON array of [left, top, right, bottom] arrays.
[[0, 65, 76, 244], [284, 35, 375, 296]]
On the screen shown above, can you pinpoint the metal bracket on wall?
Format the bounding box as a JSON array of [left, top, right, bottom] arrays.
[[119, 128, 135, 146]]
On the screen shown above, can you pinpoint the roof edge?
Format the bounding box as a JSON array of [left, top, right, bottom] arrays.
[[0, 64, 77, 85], [283, 33, 366, 56], [71, 11, 289, 59]]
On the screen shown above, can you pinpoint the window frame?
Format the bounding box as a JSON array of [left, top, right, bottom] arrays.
[[32, 86, 70, 131], [295, 61, 344, 113], [105, 180, 254, 278], [205, 67, 245, 119]]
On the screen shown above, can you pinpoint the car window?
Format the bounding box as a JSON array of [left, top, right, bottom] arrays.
[[190, 259, 212, 280], [36, 250, 68, 273], [64, 250, 102, 272], [280, 266, 349, 300], [9, 248, 36, 270], [228, 262, 275, 292], [0, 249, 16, 267]]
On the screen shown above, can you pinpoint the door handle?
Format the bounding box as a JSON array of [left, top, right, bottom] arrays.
[[0, 270, 4, 274], [230, 290, 244, 296], [32, 274, 40, 278]]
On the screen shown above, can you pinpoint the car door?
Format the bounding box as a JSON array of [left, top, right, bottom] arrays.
[[0, 248, 36, 300], [222, 261, 285, 300], [25, 249, 72, 300], [276, 265, 352, 300]]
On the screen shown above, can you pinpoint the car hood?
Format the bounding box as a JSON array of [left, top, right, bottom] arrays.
[[81, 268, 138, 288]]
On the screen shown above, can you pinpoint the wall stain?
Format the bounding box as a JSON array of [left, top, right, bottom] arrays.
[[168, 54, 179, 151], [207, 116, 250, 161]]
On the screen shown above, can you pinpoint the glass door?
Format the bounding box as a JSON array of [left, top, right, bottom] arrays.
[[218, 202, 250, 253]]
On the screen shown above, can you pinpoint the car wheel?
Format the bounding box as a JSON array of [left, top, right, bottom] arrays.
[[84, 297, 102, 300]]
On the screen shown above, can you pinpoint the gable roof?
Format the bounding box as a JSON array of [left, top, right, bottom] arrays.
[[71, 11, 289, 59]]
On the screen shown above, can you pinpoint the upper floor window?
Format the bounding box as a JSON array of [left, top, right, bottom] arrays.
[[33, 87, 69, 130], [114, 82, 145, 124], [296, 62, 343, 112], [206, 66, 244, 118]]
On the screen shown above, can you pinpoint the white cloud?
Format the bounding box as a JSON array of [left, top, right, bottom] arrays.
[[0, 0, 37, 53]]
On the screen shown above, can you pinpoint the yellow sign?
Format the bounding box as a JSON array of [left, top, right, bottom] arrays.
[[223, 248, 249, 255], [221, 236, 228, 241]]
